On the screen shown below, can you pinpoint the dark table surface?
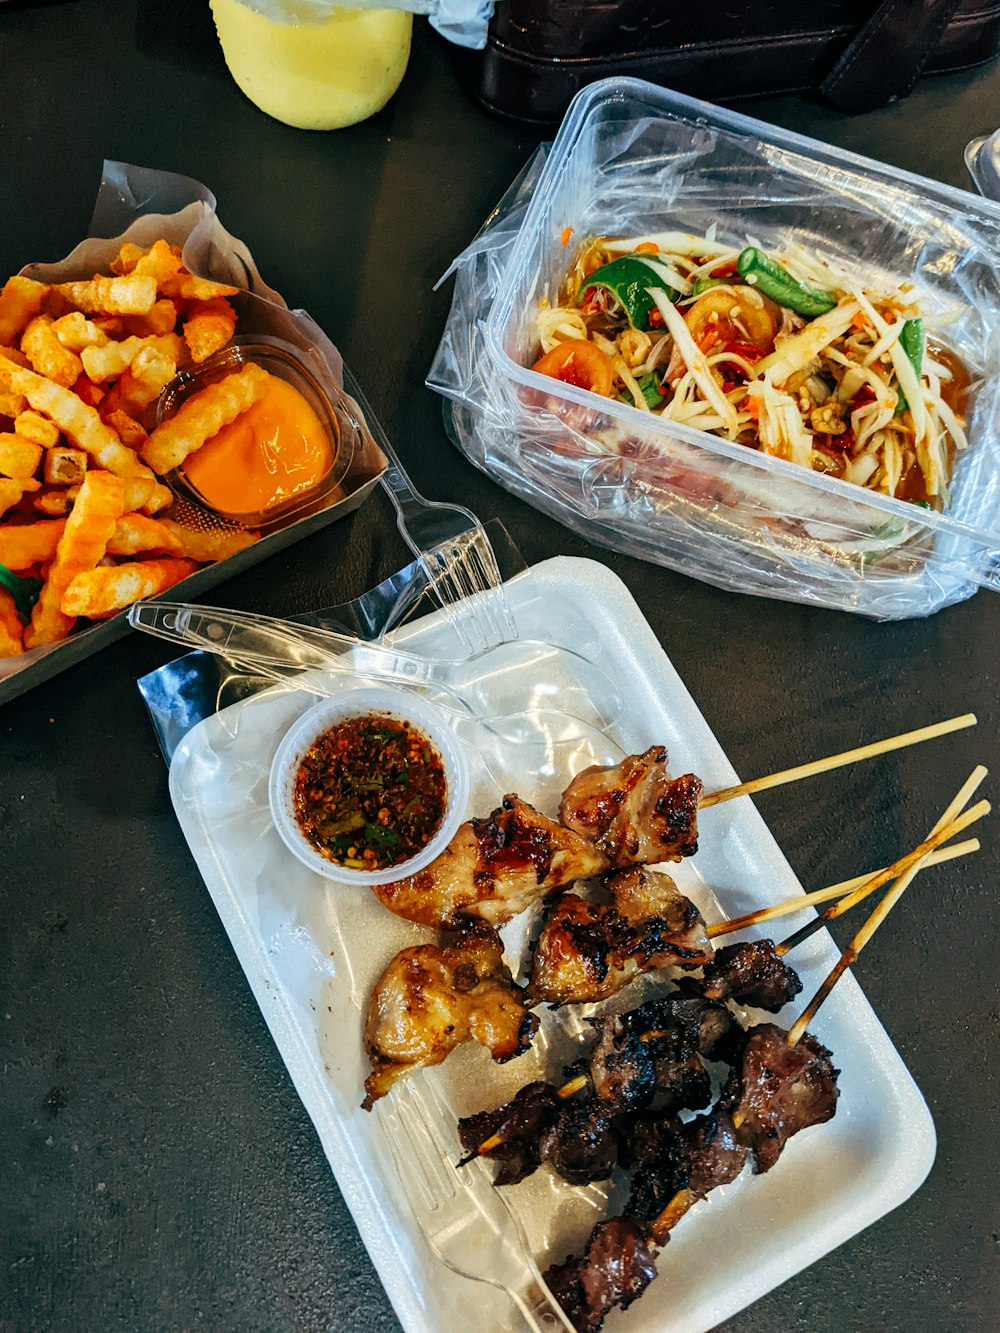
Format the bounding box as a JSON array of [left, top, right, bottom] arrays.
[[2, 3, 999, 1330]]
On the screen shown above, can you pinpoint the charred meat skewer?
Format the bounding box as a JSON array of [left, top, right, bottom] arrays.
[[543, 1022, 840, 1331], [458, 989, 740, 1187], [362, 920, 536, 1109]]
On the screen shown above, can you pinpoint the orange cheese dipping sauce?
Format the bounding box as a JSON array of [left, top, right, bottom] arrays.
[[181, 371, 333, 518]]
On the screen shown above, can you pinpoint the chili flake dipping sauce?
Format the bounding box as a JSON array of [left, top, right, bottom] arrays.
[[292, 711, 448, 871]]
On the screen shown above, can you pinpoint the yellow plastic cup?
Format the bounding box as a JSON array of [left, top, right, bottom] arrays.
[[210, 0, 413, 130]]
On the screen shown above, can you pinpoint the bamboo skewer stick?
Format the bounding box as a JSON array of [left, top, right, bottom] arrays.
[[707, 837, 979, 940], [699, 712, 976, 809], [786, 776, 990, 1047], [779, 773, 988, 957]]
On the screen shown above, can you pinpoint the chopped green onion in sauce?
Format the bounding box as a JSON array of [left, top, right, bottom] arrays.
[[293, 712, 448, 871]]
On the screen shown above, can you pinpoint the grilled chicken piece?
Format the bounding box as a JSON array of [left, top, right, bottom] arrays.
[[362, 921, 537, 1110], [372, 794, 610, 928], [559, 746, 702, 867], [529, 866, 712, 1006]]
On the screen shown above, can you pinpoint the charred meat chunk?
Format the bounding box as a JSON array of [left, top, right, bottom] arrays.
[[544, 1218, 658, 1333], [529, 867, 711, 1006], [457, 1081, 560, 1185], [373, 794, 609, 928], [362, 921, 537, 1109], [721, 1022, 840, 1172], [559, 746, 702, 866], [699, 939, 804, 1012]]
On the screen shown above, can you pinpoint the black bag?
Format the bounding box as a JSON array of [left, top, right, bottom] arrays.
[[467, 0, 1000, 125]]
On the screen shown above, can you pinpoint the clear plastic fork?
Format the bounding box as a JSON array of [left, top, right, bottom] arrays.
[[380, 1079, 574, 1332], [342, 370, 519, 656]]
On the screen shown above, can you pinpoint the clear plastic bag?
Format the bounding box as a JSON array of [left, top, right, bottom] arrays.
[[428, 79, 1000, 619]]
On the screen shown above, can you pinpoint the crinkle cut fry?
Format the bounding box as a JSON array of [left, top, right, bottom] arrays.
[[140, 362, 270, 474], [0, 354, 171, 511], [60, 558, 200, 618], [0, 587, 23, 657], [25, 470, 125, 646]]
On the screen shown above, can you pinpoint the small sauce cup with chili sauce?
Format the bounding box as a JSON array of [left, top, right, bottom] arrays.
[[268, 686, 469, 886]]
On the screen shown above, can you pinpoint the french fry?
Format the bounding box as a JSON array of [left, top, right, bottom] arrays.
[[106, 513, 183, 557], [14, 411, 60, 449], [71, 374, 106, 408], [56, 274, 158, 317], [119, 478, 159, 513], [0, 358, 171, 508], [60, 556, 199, 618], [24, 470, 125, 646], [0, 477, 40, 517], [162, 272, 240, 302], [0, 432, 44, 479], [21, 316, 83, 387], [33, 489, 77, 517], [0, 387, 27, 417], [123, 298, 180, 338], [158, 518, 260, 562], [102, 409, 148, 450], [132, 239, 184, 288], [42, 446, 88, 487], [141, 362, 269, 474], [81, 335, 149, 383], [183, 297, 237, 363], [51, 311, 109, 352], [0, 276, 49, 344], [109, 242, 148, 276], [0, 587, 23, 657], [0, 521, 63, 570]]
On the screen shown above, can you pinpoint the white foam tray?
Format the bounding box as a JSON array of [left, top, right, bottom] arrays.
[[168, 556, 935, 1332]]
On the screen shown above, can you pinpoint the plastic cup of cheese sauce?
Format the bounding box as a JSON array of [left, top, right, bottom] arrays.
[[210, 0, 413, 130], [156, 339, 353, 527]]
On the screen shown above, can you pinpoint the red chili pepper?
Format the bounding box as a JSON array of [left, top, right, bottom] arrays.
[[711, 260, 739, 278], [850, 385, 877, 408], [724, 340, 764, 364], [648, 307, 664, 328]]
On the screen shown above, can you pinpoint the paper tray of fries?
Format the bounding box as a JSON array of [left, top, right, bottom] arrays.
[[0, 161, 387, 705]]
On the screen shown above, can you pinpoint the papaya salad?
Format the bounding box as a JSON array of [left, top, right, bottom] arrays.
[[531, 230, 971, 508]]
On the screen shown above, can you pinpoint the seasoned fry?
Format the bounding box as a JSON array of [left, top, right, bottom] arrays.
[[183, 297, 237, 363], [33, 489, 77, 517], [0, 587, 23, 657], [158, 519, 260, 562], [124, 299, 180, 338], [21, 315, 83, 387], [0, 433, 45, 479], [43, 446, 88, 487], [15, 411, 60, 449], [0, 477, 40, 517], [0, 276, 49, 344], [56, 274, 158, 317], [102, 409, 148, 450], [162, 272, 240, 302], [109, 242, 149, 276], [60, 556, 199, 617], [71, 374, 106, 407], [0, 358, 170, 509], [52, 310, 109, 352], [25, 470, 125, 646], [0, 520, 65, 569], [106, 513, 183, 557], [81, 334, 149, 383], [141, 362, 269, 473], [0, 386, 27, 417]]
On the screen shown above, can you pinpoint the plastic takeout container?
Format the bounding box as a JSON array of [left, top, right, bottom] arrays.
[[157, 338, 357, 527], [268, 685, 469, 886], [429, 79, 1000, 619]]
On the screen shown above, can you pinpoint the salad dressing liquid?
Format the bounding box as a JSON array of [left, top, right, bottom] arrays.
[[210, 1, 412, 130]]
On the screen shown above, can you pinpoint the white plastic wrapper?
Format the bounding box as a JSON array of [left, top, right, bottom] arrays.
[[234, 0, 495, 48], [428, 79, 1000, 619]]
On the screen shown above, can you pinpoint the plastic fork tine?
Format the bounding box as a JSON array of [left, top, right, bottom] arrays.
[[383, 1081, 573, 1332]]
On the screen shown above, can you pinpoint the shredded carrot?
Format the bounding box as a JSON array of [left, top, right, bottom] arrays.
[[698, 329, 719, 354], [560, 227, 574, 247], [740, 395, 761, 420], [851, 311, 869, 331], [633, 242, 659, 254]]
